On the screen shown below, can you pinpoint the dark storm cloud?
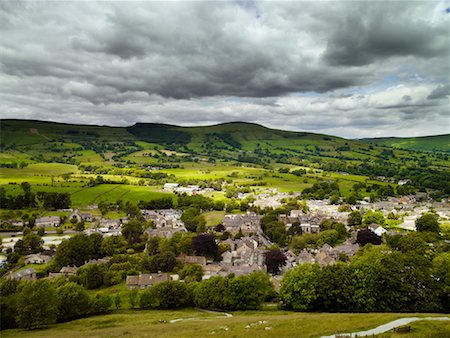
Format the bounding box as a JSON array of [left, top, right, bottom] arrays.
[[323, 2, 449, 66], [0, 1, 448, 138]]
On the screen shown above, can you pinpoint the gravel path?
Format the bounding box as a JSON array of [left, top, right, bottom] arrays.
[[321, 316, 450, 338]]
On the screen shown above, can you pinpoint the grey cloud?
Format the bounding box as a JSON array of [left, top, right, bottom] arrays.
[[427, 84, 450, 100], [0, 1, 448, 138], [323, 2, 448, 66]]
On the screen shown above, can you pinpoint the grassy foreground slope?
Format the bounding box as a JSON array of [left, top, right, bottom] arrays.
[[2, 309, 449, 338], [361, 134, 450, 152]]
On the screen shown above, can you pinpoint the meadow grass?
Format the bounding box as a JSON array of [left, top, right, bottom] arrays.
[[70, 184, 174, 206], [202, 210, 226, 227], [2, 310, 448, 338]]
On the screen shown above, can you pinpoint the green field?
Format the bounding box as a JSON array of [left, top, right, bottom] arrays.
[[2, 309, 448, 338], [70, 184, 174, 206], [1, 119, 449, 209], [362, 134, 450, 152]]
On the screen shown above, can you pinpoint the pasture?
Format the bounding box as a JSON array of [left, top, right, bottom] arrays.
[[1, 309, 448, 338]]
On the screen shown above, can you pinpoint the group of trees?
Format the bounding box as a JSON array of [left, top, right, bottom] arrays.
[[1, 279, 112, 330], [301, 182, 340, 200], [139, 271, 274, 311], [0, 182, 70, 210], [281, 233, 449, 313]]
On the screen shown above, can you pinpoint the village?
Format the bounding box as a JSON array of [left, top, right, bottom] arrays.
[[2, 188, 449, 290]]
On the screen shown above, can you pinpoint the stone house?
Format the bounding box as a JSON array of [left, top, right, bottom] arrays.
[[69, 210, 93, 223], [126, 273, 171, 289], [8, 267, 36, 281], [222, 212, 261, 236], [300, 223, 320, 234], [48, 265, 78, 280], [177, 254, 207, 266], [24, 254, 52, 264], [35, 216, 60, 228]]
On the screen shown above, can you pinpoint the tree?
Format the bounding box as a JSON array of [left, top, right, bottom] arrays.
[[56, 282, 90, 322], [416, 213, 440, 232], [280, 263, 320, 311], [193, 275, 229, 309], [265, 249, 286, 275], [77, 264, 107, 289], [53, 233, 94, 268], [433, 253, 450, 312], [179, 264, 203, 282], [181, 208, 205, 232], [317, 229, 339, 247], [16, 279, 58, 329], [227, 272, 274, 310], [356, 229, 382, 246], [192, 233, 218, 258], [362, 210, 385, 226], [317, 263, 353, 311], [347, 210, 362, 226], [89, 293, 112, 314], [101, 235, 128, 256], [121, 219, 144, 244], [114, 293, 122, 310], [139, 281, 190, 309]]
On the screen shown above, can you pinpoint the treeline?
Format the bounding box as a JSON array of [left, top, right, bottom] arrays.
[[321, 161, 450, 199], [0, 183, 71, 210], [0, 271, 274, 330], [1, 279, 113, 330], [139, 271, 274, 310], [281, 240, 450, 313]]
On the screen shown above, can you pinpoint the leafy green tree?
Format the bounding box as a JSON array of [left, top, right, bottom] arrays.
[[227, 272, 274, 310], [280, 263, 320, 311], [362, 210, 385, 226], [179, 264, 203, 282], [77, 264, 108, 290], [0, 279, 20, 329], [139, 281, 190, 309], [317, 263, 353, 312], [16, 280, 58, 329], [56, 282, 90, 322], [53, 233, 94, 268], [128, 289, 139, 309], [433, 253, 450, 311], [101, 235, 128, 256], [122, 219, 144, 243], [113, 293, 122, 310], [193, 275, 229, 309], [317, 229, 339, 247], [181, 208, 205, 232], [89, 294, 112, 314], [416, 213, 440, 232]]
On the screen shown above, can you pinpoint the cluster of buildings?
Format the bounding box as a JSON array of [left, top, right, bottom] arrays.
[[222, 212, 262, 236], [163, 183, 213, 195], [143, 209, 188, 238]]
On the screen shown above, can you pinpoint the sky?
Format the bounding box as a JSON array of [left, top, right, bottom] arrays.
[[0, 0, 449, 139]]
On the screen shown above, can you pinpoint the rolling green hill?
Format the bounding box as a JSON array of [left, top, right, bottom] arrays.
[[1, 119, 449, 204], [360, 134, 450, 152], [1, 119, 449, 180]]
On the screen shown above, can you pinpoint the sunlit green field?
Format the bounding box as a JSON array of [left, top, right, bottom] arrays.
[[0, 158, 400, 208], [2, 310, 448, 338]]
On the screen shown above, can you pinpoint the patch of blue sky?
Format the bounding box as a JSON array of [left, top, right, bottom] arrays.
[[289, 92, 322, 97]]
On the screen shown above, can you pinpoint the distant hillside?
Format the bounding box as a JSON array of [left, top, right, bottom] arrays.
[[361, 134, 450, 152], [0, 119, 134, 147], [1, 119, 449, 174]]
